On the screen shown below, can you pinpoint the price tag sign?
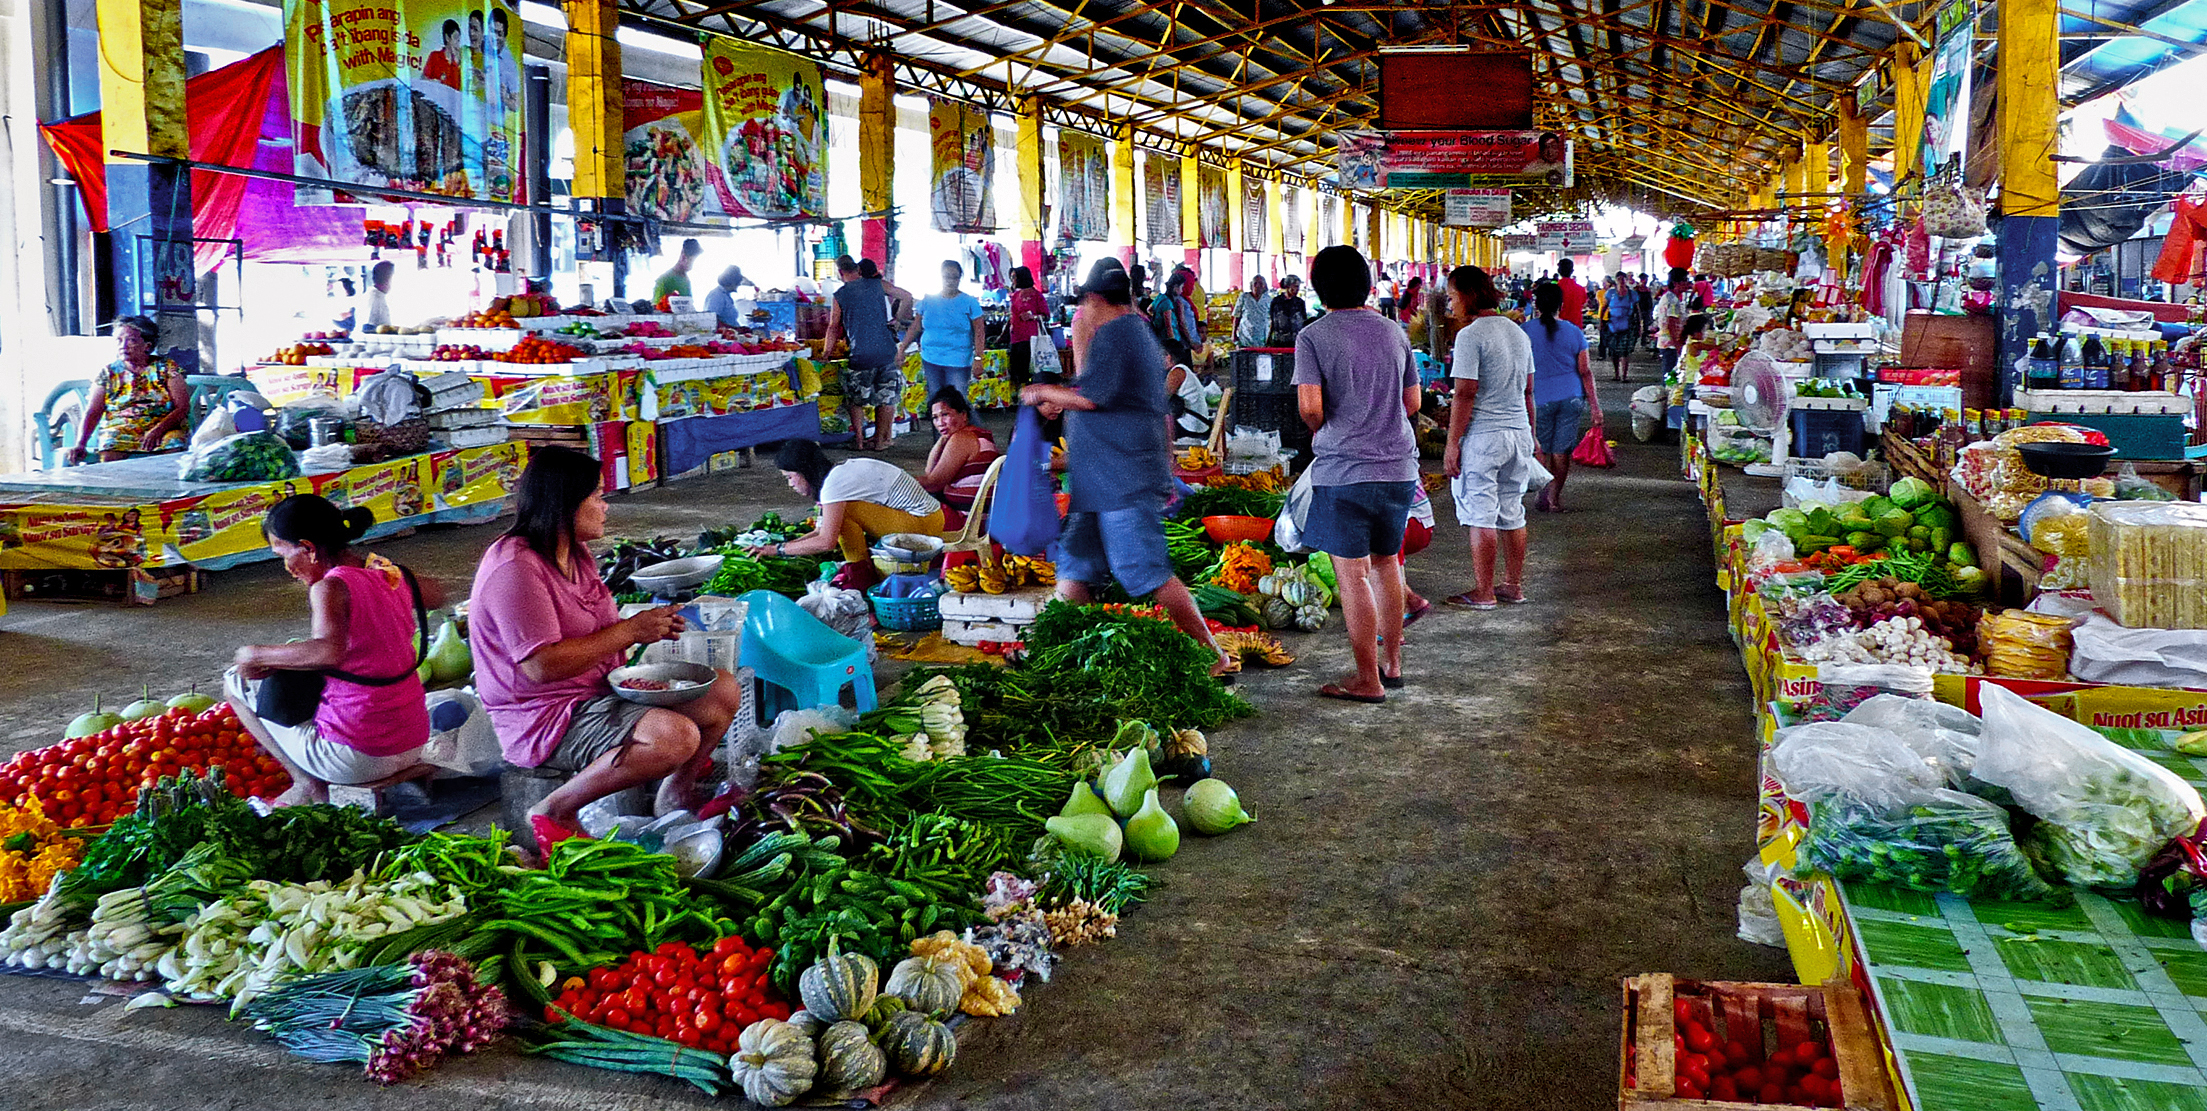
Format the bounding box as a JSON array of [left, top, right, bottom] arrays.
[[1443, 189, 1512, 227], [666, 296, 696, 313]]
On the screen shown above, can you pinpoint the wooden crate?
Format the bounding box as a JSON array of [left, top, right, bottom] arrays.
[[1619, 973, 1894, 1111], [3, 565, 200, 606]]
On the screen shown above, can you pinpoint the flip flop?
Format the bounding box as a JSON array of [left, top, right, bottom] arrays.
[[1445, 592, 1499, 610], [1381, 673, 1405, 690], [1318, 684, 1387, 704], [530, 814, 586, 861], [1496, 584, 1532, 605], [1403, 601, 1433, 627]]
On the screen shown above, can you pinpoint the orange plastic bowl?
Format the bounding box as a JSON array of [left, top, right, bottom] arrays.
[[1203, 515, 1274, 543]]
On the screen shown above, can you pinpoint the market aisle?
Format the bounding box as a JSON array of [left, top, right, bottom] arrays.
[[0, 372, 1789, 1110]]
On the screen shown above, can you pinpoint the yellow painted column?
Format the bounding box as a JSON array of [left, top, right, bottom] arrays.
[[1110, 127, 1137, 265], [857, 53, 894, 265], [1264, 176, 1284, 280], [1804, 141, 1830, 203], [1891, 42, 1926, 186], [1998, 0, 2061, 382], [566, 0, 624, 201], [1226, 159, 1246, 287], [1340, 196, 1355, 248], [98, 0, 187, 163], [1180, 150, 1201, 270], [1015, 96, 1046, 277], [1368, 205, 1385, 263], [1840, 98, 1870, 197]]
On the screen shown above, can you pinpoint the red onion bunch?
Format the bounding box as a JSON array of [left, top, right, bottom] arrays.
[[246, 949, 510, 1085]]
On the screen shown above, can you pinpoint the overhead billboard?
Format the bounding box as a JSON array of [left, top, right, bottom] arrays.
[[1335, 130, 1573, 189], [1443, 188, 1512, 227]]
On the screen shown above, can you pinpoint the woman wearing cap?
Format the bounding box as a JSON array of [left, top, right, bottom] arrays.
[[66, 316, 190, 465]]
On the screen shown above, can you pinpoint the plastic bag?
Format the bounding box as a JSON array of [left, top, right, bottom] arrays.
[[1973, 683, 2205, 888], [766, 706, 858, 755], [189, 406, 237, 448], [1272, 466, 1317, 554], [2114, 463, 2178, 502], [1737, 858, 1786, 947], [1770, 721, 1946, 812], [1922, 179, 1988, 239], [1840, 694, 1982, 781], [177, 430, 301, 483], [418, 689, 502, 776], [1568, 427, 1615, 467], [273, 395, 345, 449], [989, 405, 1061, 556], [1802, 663, 1933, 720], [798, 581, 872, 642], [299, 443, 356, 473]]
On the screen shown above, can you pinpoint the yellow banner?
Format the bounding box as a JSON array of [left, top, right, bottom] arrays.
[[285, 0, 523, 203], [497, 372, 637, 424], [928, 98, 995, 233], [700, 39, 826, 220]]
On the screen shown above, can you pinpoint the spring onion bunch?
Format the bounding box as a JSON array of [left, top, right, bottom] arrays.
[[241, 950, 508, 1085]]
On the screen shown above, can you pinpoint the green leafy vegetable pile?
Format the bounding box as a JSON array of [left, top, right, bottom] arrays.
[[1021, 601, 1253, 730], [1172, 485, 1287, 521], [699, 551, 821, 597]]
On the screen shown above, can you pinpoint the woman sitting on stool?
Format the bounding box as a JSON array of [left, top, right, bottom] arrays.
[[470, 446, 746, 858]]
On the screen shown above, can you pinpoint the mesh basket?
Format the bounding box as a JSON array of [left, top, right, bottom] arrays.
[[868, 586, 942, 632]]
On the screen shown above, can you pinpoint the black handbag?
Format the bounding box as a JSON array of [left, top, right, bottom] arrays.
[[256, 566, 429, 728]]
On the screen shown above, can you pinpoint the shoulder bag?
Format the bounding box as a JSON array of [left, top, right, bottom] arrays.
[[255, 566, 429, 728]]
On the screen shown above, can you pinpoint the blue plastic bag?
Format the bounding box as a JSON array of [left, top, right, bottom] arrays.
[[989, 404, 1062, 556]]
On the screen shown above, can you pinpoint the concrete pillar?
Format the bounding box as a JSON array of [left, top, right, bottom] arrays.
[[1264, 176, 1283, 282], [1014, 96, 1046, 279], [1179, 150, 1200, 272], [98, 0, 191, 334], [1997, 0, 2060, 404], [1110, 127, 1136, 266], [857, 54, 894, 268], [566, 0, 626, 293], [1226, 158, 1245, 289], [1891, 42, 1925, 186]]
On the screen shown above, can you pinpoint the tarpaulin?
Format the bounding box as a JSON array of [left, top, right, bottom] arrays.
[[40, 46, 363, 272]]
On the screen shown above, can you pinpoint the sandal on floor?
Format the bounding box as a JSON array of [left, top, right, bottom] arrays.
[[1381, 673, 1405, 690], [1403, 601, 1433, 627], [1318, 683, 1387, 704], [1495, 583, 1531, 605], [1445, 592, 1499, 610], [530, 814, 586, 861]]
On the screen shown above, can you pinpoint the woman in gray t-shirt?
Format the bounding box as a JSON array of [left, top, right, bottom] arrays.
[[1291, 246, 1420, 704], [1441, 265, 1537, 610]]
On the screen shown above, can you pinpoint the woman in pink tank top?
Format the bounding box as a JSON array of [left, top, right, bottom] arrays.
[[226, 496, 442, 805]]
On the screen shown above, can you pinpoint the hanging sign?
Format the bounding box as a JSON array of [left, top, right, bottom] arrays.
[[1443, 188, 1512, 228], [1920, 0, 1973, 179], [1500, 233, 1540, 252], [1536, 220, 1597, 253], [701, 40, 827, 220], [1142, 154, 1180, 246], [1057, 130, 1110, 241], [1334, 130, 1572, 189], [1197, 163, 1230, 248], [285, 0, 526, 204], [1281, 187, 1304, 254], [622, 80, 713, 223], [928, 99, 995, 233], [1242, 179, 1267, 249]]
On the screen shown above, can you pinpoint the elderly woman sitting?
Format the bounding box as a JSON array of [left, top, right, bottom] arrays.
[[66, 315, 190, 465]]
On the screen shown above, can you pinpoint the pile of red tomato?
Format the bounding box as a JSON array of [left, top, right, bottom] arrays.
[[0, 705, 292, 827], [1671, 999, 1844, 1106], [546, 936, 792, 1054]]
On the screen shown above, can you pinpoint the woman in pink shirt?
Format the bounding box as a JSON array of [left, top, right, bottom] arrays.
[[469, 447, 745, 857], [227, 496, 439, 806]]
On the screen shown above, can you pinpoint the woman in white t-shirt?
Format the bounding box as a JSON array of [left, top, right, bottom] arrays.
[[751, 439, 945, 586], [1440, 265, 1537, 610]]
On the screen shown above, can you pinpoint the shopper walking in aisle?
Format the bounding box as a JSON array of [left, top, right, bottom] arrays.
[[1234, 276, 1273, 348], [1636, 275, 1656, 344], [826, 256, 901, 451], [1149, 268, 1205, 369], [1006, 266, 1048, 390], [1401, 276, 1430, 350], [1022, 258, 1231, 677], [470, 447, 745, 857], [1555, 258, 1587, 326], [1440, 265, 1537, 609], [1268, 275, 1310, 346], [1602, 275, 1641, 382], [225, 495, 438, 807], [898, 259, 987, 405], [1377, 269, 1399, 319], [1523, 283, 1603, 513], [1291, 246, 1421, 703], [1653, 267, 1693, 380]]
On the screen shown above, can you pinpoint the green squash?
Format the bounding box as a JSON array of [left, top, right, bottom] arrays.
[[862, 994, 910, 1037], [816, 1020, 888, 1095], [797, 938, 879, 1023], [878, 1010, 957, 1078], [730, 1018, 817, 1107], [883, 954, 964, 1016], [786, 1009, 824, 1037]]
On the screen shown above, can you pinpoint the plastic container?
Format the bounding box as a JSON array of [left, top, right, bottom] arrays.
[[1224, 390, 1312, 457], [868, 583, 943, 632], [1202, 515, 1274, 543], [1230, 347, 1297, 395], [1788, 407, 1865, 459]]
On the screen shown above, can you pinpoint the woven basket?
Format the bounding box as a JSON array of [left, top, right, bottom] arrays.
[[356, 415, 430, 456]]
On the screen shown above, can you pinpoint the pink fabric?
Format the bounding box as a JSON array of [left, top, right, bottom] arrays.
[[1008, 288, 1047, 343], [469, 536, 622, 767], [314, 565, 430, 758]]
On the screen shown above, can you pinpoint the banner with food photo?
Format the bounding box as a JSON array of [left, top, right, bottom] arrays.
[[623, 79, 716, 223], [1197, 162, 1230, 248], [284, 0, 525, 204], [928, 99, 996, 233], [1057, 130, 1110, 241], [700, 39, 826, 220]]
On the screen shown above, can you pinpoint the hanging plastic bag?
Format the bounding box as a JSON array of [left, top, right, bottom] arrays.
[[1271, 466, 1318, 554], [1568, 427, 1615, 468], [1973, 683, 2205, 888], [989, 405, 1062, 556]]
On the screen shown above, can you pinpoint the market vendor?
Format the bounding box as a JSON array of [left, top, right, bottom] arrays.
[[652, 238, 703, 309], [749, 439, 945, 586], [916, 388, 999, 509], [469, 446, 746, 859], [65, 315, 191, 465], [225, 496, 442, 806]]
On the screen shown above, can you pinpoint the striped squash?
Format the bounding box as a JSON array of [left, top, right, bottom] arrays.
[[879, 1010, 958, 1078]]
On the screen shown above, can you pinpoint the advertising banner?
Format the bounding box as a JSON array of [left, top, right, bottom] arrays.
[[1536, 220, 1597, 253], [927, 99, 995, 233], [1920, 0, 1973, 179], [623, 79, 713, 223], [1317, 195, 1337, 248], [701, 40, 827, 220], [497, 371, 638, 425], [1143, 154, 1180, 246], [1057, 130, 1110, 241], [1443, 188, 1513, 227], [1334, 130, 1573, 189], [285, 0, 524, 203], [1197, 163, 1229, 249], [1242, 179, 1267, 251], [1282, 187, 1303, 255]]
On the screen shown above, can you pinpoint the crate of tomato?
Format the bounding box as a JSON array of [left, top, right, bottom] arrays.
[[1619, 973, 1896, 1110]]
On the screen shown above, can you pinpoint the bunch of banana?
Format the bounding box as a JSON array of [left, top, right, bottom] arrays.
[[944, 554, 1057, 594], [945, 563, 982, 593]]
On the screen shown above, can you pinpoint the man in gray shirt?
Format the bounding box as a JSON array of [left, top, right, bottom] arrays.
[[1020, 258, 1229, 677], [826, 256, 901, 450]]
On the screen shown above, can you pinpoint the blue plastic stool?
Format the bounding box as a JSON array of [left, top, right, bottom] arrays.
[[737, 589, 877, 721]]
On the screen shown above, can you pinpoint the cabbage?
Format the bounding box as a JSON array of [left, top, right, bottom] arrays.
[[1183, 778, 1253, 835], [1890, 476, 1938, 510]]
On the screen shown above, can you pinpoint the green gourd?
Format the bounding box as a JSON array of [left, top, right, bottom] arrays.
[[119, 684, 167, 723], [1043, 813, 1123, 863], [1100, 747, 1158, 817], [730, 1018, 817, 1107], [797, 938, 879, 1023], [878, 1010, 958, 1078], [883, 955, 964, 1016], [1059, 779, 1112, 819], [165, 685, 218, 713], [816, 1020, 888, 1095], [1123, 787, 1180, 862]]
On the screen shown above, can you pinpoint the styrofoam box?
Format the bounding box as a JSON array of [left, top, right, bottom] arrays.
[[435, 327, 524, 351], [939, 587, 1051, 623], [2012, 387, 2190, 416], [942, 617, 1029, 647], [438, 426, 511, 449]]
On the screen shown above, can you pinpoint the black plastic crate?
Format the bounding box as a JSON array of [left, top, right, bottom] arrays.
[[1231, 347, 1297, 395], [1222, 389, 1312, 459]]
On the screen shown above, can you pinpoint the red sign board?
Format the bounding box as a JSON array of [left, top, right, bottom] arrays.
[[1335, 130, 1573, 189]]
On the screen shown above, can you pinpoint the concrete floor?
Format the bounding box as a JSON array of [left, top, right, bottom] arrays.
[[0, 365, 1793, 1110]]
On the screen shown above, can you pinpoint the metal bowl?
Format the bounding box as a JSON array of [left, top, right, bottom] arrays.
[[629, 555, 724, 596], [664, 825, 724, 878], [608, 661, 718, 706]]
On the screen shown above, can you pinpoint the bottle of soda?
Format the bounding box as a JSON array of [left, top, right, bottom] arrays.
[[2027, 332, 2058, 391]]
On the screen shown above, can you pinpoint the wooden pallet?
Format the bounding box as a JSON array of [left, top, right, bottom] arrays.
[[2, 565, 200, 606], [1619, 973, 1895, 1111]]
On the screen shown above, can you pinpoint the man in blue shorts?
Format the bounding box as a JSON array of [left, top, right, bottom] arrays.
[[1020, 258, 1230, 677]]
